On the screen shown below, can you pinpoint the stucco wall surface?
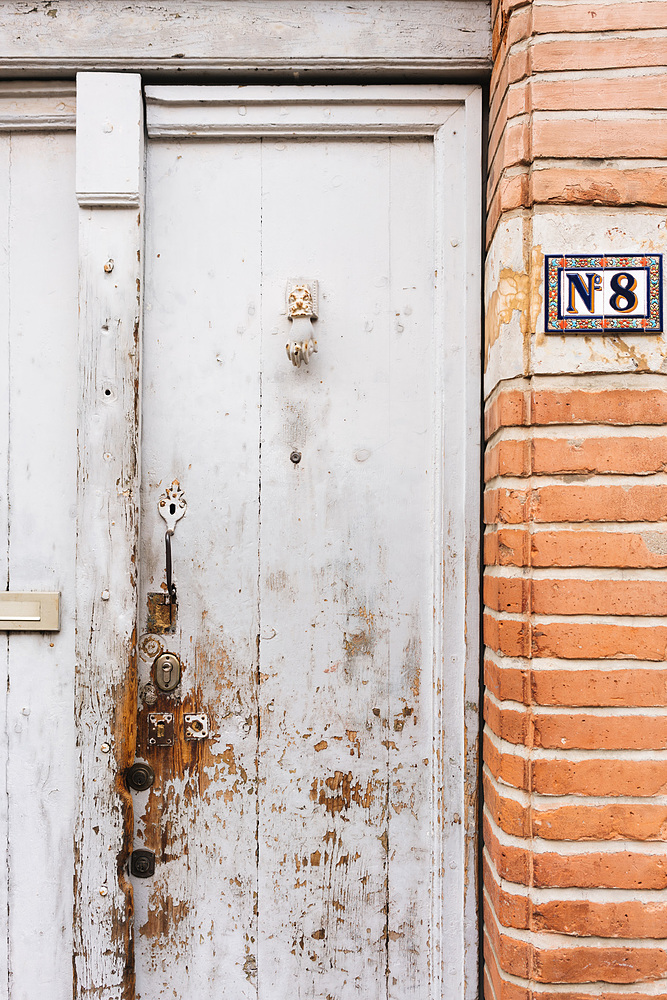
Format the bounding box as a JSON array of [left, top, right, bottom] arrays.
[[484, 2, 667, 1000]]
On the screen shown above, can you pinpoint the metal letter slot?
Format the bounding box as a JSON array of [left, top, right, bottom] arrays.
[[0, 592, 60, 631]]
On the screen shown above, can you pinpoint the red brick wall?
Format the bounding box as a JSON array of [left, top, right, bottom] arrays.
[[484, 2, 667, 998]]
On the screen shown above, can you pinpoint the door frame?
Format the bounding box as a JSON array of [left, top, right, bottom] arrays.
[[74, 73, 481, 1000]]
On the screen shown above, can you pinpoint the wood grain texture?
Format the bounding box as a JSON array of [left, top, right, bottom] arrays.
[[73, 74, 143, 1000]]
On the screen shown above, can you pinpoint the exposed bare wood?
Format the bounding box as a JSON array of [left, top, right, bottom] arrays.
[[0, 2, 491, 80], [73, 73, 143, 1000]]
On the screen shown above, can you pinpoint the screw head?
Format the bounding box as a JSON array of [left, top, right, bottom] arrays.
[[290, 451, 302, 464], [100, 742, 111, 754], [99, 886, 108, 897]]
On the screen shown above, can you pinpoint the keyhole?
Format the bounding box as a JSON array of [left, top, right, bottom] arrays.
[[170, 503, 176, 515], [156, 722, 165, 738], [191, 719, 204, 733]]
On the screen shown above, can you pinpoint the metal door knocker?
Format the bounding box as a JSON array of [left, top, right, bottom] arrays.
[[158, 481, 187, 621], [286, 279, 318, 367]]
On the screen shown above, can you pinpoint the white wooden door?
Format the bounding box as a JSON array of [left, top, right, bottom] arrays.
[[74, 80, 480, 1000]]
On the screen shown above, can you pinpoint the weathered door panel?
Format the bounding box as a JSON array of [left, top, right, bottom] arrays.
[[132, 84, 481, 1000], [136, 139, 263, 996], [257, 137, 434, 996], [0, 129, 79, 1000]]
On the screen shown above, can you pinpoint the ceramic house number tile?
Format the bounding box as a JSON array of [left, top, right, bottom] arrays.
[[545, 253, 663, 334]]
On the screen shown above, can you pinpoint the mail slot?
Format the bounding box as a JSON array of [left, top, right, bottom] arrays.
[[0, 593, 60, 631]]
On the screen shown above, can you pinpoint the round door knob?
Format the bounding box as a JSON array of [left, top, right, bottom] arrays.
[[126, 761, 155, 792]]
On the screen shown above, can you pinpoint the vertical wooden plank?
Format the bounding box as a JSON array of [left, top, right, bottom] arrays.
[[385, 137, 435, 999], [6, 131, 78, 1000], [136, 137, 261, 999], [0, 134, 9, 998], [460, 88, 482, 1000], [258, 133, 437, 999], [433, 95, 482, 1000], [74, 73, 143, 1000]]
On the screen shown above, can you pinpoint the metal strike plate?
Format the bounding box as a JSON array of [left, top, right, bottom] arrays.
[[184, 713, 209, 740], [154, 651, 181, 692], [147, 713, 174, 747], [0, 592, 60, 632]]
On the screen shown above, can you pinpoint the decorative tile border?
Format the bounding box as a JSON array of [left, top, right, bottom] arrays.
[[545, 253, 663, 334]]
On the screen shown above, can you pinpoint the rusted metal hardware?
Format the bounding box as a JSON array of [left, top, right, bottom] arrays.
[[286, 279, 318, 367], [147, 712, 174, 747], [184, 713, 209, 740]]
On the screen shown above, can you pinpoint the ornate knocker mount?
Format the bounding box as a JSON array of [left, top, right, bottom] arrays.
[[286, 279, 319, 368]]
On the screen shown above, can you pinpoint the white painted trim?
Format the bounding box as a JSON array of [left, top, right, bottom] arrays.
[[0, 82, 75, 131], [0, 1, 491, 81], [145, 83, 474, 137], [76, 74, 143, 208], [74, 72, 143, 1000], [432, 89, 482, 1000], [76, 192, 141, 208]]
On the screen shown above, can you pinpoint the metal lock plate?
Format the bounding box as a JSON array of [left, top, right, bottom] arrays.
[[147, 713, 174, 747], [154, 651, 181, 692], [184, 713, 209, 740]]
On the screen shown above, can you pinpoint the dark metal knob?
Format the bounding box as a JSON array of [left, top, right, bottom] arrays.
[[126, 762, 155, 792], [130, 849, 155, 878]]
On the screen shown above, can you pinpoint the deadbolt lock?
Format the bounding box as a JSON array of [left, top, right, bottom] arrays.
[[130, 849, 155, 879], [126, 761, 155, 792], [154, 651, 181, 692]]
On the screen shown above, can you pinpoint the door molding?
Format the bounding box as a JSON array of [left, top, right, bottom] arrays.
[[145, 83, 482, 1000], [0, 2, 491, 82]]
